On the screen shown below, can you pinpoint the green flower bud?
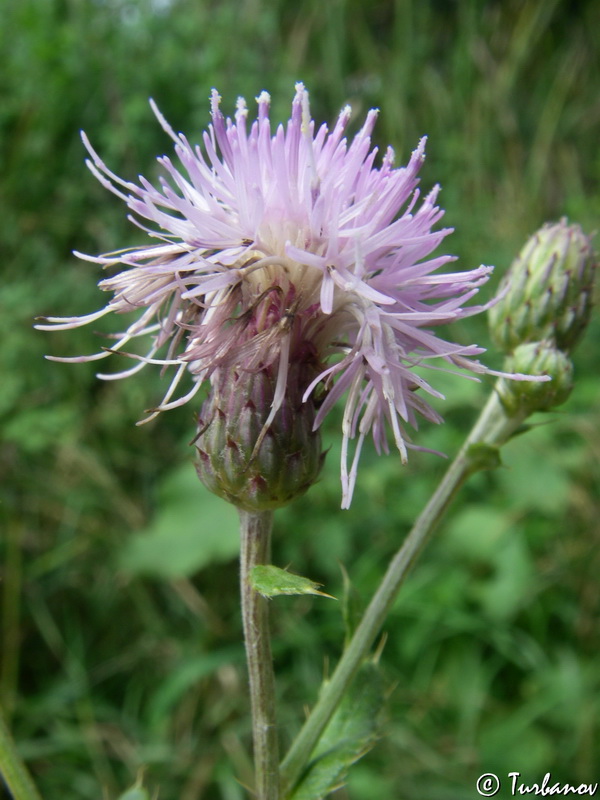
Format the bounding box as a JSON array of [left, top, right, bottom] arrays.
[[489, 219, 596, 353], [497, 341, 574, 415], [195, 365, 325, 512]]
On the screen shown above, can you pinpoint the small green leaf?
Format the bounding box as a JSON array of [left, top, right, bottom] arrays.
[[250, 565, 335, 599], [466, 442, 502, 472], [290, 661, 386, 800]]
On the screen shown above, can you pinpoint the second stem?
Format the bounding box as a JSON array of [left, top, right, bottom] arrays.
[[280, 387, 526, 795]]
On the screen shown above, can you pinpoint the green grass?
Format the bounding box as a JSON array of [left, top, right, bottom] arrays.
[[1, 0, 599, 797]]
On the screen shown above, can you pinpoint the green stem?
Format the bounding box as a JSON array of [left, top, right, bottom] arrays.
[[239, 510, 280, 800], [280, 386, 526, 796], [0, 702, 43, 800]]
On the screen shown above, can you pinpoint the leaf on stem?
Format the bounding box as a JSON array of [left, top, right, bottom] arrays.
[[288, 661, 385, 800], [250, 565, 335, 599], [466, 442, 502, 472]]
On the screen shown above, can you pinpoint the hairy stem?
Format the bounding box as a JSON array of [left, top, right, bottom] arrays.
[[280, 386, 526, 795], [239, 510, 280, 800], [0, 702, 43, 800]]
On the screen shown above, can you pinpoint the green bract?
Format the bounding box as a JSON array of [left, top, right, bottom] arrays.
[[195, 366, 325, 512]]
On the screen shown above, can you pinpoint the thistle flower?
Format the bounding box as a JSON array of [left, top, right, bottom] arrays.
[[38, 83, 522, 507]]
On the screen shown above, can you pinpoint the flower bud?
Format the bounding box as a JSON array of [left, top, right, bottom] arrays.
[[497, 341, 574, 415], [195, 365, 325, 512], [489, 219, 596, 353]]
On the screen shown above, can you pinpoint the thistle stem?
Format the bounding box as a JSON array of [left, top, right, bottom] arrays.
[[280, 385, 526, 796], [0, 702, 43, 800], [239, 510, 280, 800]]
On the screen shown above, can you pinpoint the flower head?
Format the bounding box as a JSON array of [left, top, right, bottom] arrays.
[[39, 83, 512, 507], [497, 341, 574, 415], [488, 219, 596, 354]]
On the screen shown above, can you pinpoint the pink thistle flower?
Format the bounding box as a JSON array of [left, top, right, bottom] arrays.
[[38, 83, 519, 507]]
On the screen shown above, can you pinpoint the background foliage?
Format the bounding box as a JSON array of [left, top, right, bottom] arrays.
[[1, 0, 599, 797]]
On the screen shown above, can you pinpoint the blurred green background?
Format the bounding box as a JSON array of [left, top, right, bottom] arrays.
[[1, 0, 599, 797]]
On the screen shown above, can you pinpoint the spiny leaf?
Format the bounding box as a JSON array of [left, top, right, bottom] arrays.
[[289, 661, 386, 800], [250, 565, 335, 599]]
